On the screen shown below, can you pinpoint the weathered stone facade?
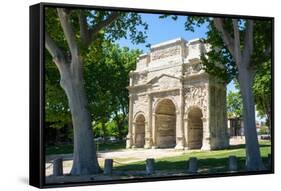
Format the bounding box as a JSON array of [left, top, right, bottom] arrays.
[[126, 38, 229, 150]]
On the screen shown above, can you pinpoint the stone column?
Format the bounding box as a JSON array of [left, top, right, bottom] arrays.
[[184, 117, 189, 150], [201, 117, 211, 150], [151, 112, 157, 149], [175, 88, 184, 149], [131, 122, 136, 148], [126, 95, 133, 148], [145, 94, 152, 148]]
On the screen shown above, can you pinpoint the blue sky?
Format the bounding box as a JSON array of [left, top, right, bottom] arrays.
[[118, 13, 208, 52]]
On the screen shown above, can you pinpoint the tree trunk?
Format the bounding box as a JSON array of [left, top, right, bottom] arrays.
[[101, 122, 106, 141], [266, 106, 272, 136], [115, 114, 124, 140], [238, 68, 264, 170], [60, 61, 100, 175]]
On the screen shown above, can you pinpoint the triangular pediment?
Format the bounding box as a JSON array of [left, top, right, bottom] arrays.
[[146, 74, 181, 90], [146, 74, 180, 85]]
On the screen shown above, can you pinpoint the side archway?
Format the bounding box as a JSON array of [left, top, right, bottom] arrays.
[[187, 107, 203, 149], [134, 114, 146, 148]]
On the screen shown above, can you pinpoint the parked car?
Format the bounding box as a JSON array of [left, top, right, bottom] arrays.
[[108, 136, 118, 143], [260, 134, 271, 140]]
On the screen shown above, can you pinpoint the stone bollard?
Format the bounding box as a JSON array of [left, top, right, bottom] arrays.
[[268, 154, 272, 169], [146, 158, 155, 175], [104, 159, 113, 175], [188, 157, 198, 174], [228, 156, 238, 172], [53, 157, 63, 176]]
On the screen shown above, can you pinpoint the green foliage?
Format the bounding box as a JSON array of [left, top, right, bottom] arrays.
[[227, 90, 243, 118], [45, 51, 71, 129], [179, 17, 271, 84], [253, 60, 272, 120], [201, 19, 238, 83], [45, 7, 145, 135], [259, 126, 269, 135], [85, 42, 141, 138]]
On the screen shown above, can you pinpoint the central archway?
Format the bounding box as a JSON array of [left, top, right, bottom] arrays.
[[135, 114, 145, 148], [155, 99, 176, 148], [187, 107, 203, 149]]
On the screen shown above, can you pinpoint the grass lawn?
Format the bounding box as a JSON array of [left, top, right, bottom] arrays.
[[113, 141, 271, 173], [46, 141, 126, 155]]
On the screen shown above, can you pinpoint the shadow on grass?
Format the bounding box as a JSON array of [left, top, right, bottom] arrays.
[[114, 156, 270, 174], [229, 143, 269, 150]]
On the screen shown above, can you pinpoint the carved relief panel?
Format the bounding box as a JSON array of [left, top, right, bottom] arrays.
[[184, 85, 208, 116], [132, 95, 148, 118], [151, 45, 181, 61], [184, 62, 203, 75]]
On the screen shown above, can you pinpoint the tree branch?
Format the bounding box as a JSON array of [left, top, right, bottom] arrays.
[[89, 12, 120, 42], [57, 8, 79, 57], [45, 31, 66, 73], [213, 18, 235, 56], [242, 20, 254, 67], [78, 10, 90, 46], [264, 43, 271, 57], [232, 19, 242, 68]]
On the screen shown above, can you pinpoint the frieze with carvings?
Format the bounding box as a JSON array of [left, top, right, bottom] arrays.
[[151, 46, 181, 61]]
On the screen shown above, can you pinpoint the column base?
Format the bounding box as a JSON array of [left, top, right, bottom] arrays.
[[126, 135, 132, 149], [151, 146, 158, 149], [201, 143, 211, 150], [144, 137, 152, 149], [174, 143, 184, 150], [201, 136, 211, 150], [175, 137, 184, 150], [144, 144, 151, 149]]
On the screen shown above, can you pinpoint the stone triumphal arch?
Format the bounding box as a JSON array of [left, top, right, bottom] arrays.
[[126, 38, 229, 150]]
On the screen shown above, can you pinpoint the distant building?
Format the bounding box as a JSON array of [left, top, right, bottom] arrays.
[[228, 117, 244, 137]]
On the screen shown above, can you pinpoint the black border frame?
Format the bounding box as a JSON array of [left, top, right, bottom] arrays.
[[29, 2, 274, 189]]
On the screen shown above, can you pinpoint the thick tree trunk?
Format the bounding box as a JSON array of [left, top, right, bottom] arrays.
[[238, 68, 264, 170], [60, 62, 100, 175]]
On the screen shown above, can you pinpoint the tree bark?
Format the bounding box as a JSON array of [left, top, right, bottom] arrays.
[[238, 68, 264, 170], [59, 60, 100, 175]]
